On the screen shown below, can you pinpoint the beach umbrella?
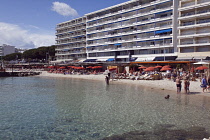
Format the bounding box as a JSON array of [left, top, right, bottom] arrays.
[[160, 67, 172, 71], [144, 68, 154, 71], [196, 66, 208, 70], [86, 66, 93, 69], [78, 67, 85, 70], [96, 66, 102, 68], [48, 66, 55, 69], [144, 67, 155, 71], [67, 66, 73, 68], [59, 66, 66, 69], [193, 61, 209, 65], [92, 66, 102, 69], [155, 65, 162, 68], [138, 66, 147, 69]]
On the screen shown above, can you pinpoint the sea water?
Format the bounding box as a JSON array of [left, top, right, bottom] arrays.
[[0, 76, 210, 139]]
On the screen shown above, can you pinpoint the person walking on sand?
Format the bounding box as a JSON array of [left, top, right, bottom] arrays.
[[201, 76, 208, 92], [176, 76, 182, 93]]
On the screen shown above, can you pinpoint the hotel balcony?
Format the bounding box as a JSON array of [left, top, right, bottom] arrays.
[[179, 19, 210, 29], [179, 0, 210, 11], [56, 33, 86, 40], [86, 0, 172, 23], [56, 27, 86, 36], [56, 17, 86, 30], [178, 40, 210, 47], [179, 10, 210, 20], [87, 10, 172, 30], [178, 32, 210, 39], [86, 42, 172, 53]]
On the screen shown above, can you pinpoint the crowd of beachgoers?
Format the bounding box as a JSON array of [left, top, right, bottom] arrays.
[[4, 64, 210, 95], [35, 65, 210, 96]]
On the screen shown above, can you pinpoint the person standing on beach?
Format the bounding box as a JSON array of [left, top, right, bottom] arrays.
[[176, 76, 182, 93], [105, 76, 109, 85], [201, 76, 208, 92], [184, 79, 190, 94]]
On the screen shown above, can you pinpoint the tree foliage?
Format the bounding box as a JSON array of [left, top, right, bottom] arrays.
[[2, 53, 22, 61], [22, 45, 56, 61], [2, 45, 56, 62]]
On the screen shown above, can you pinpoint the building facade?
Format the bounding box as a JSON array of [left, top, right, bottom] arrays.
[[85, 0, 179, 62], [55, 17, 87, 63], [55, 0, 209, 63], [177, 0, 210, 60]]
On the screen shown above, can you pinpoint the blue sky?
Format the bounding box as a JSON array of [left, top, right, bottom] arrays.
[[0, 0, 128, 49]]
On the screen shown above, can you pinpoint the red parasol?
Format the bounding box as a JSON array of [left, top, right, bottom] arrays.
[[196, 66, 208, 70], [92, 66, 102, 69], [144, 67, 155, 71], [59, 66, 66, 69], [67, 66, 73, 68], [160, 67, 172, 71], [162, 65, 171, 68], [138, 66, 147, 69], [86, 66, 93, 69], [155, 65, 162, 68], [48, 66, 55, 69]]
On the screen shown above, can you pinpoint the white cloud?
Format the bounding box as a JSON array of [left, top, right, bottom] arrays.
[[0, 22, 55, 49], [52, 2, 79, 17]]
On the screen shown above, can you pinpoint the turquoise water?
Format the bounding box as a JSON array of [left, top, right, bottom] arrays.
[[0, 76, 210, 139]]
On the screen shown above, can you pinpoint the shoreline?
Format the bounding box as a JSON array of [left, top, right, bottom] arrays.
[[37, 71, 210, 97]]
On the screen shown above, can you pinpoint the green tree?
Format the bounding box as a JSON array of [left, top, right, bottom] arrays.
[[2, 53, 22, 61], [22, 45, 56, 61]]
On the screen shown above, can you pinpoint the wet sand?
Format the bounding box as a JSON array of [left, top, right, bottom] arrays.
[[38, 71, 210, 97]]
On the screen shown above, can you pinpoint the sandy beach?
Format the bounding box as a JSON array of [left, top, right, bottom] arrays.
[[38, 71, 210, 97]]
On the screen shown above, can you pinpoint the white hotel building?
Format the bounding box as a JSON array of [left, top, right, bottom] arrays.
[[177, 0, 210, 60], [55, 17, 87, 63], [55, 0, 209, 63]]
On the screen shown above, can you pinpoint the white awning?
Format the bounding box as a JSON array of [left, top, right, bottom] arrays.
[[194, 61, 209, 65], [176, 56, 193, 60], [135, 57, 155, 62], [96, 58, 107, 62], [49, 60, 64, 64], [78, 59, 86, 62], [193, 56, 207, 60], [135, 57, 147, 62], [146, 57, 155, 61], [64, 59, 73, 62], [117, 56, 129, 58]]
